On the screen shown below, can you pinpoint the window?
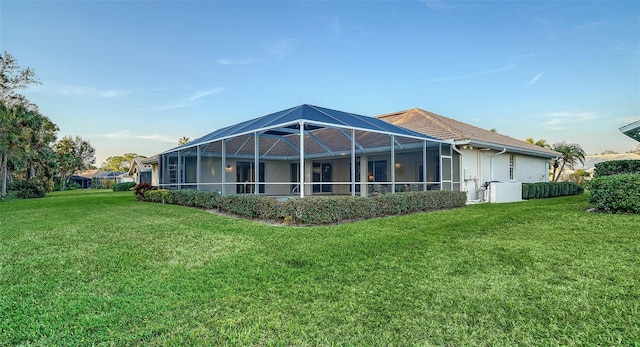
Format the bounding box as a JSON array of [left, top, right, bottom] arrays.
[[367, 160, 387, 182], [509, 154, 515, 180], [236, 162, 265, 194], [313, 162, 333, 193]]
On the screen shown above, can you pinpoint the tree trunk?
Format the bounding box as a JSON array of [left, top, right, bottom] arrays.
[[1, 152, 7, 197], [554, 162, 566, 182]]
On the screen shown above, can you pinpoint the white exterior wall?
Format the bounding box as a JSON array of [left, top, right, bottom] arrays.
[[458, 147, 552, 201], [514, 155, 550, 183]]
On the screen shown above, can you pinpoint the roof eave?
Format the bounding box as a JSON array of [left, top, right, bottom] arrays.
[[454, 139, 560, 158]]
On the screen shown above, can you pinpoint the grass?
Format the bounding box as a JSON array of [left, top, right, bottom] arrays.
[[1, 190, 638, 346]]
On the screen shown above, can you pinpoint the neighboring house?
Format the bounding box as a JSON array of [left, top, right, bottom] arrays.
[[71, 169, 101, 188], [69, 174, 92, 189], [128, 157, 152, 184], [94, 171, 126, 187], [141, 155, 159, 186], [377, 108, 560, 202], [150, 104, 449, 197], [620, 120, 640, 142]]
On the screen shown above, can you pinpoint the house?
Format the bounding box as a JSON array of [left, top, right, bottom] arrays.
[[128, 157, 153, 184], [71, 169, 101, 188], [377, 108, 560, 202], [69, 174, 92, 189], [153, 104, 449, 197], [140, 155, 159, 186]]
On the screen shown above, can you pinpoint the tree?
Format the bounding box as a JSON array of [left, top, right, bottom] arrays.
[[551, 142, 586, 182], [1, 51, 40, 108], [525, 138, 551, 149], [0, 52, 44, 197], [100, 153, 144, 172], [600, 150, 618, 155], [178, 136, 190, 145], [53, 136, 95, 190]]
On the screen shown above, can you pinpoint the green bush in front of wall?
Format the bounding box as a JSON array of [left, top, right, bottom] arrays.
[[522, 182, 584, 200]]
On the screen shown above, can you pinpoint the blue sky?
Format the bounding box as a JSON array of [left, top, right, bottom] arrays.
[[2, 0, 639, 165]]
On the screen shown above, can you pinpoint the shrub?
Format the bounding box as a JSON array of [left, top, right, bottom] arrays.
[[164, 189, 221, 209], [593, 160, 640, 178], [220, 194, 278, 219], [113, 182, 137, 192], [133, 183, 156, 201], [522, 182, 584, 200], [145, 189, 169, 203], [277, 191, 466, 225], [8, 179, 46, 199], [138, 189, 467, 225], [588, 173, 640, 214]]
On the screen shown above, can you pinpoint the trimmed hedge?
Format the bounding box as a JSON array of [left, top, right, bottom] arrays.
[[522, 182, 584, 200], [593, 160, 640, 178], [588, 173, 640, 214], [113, 182, 137, 191], [138, 189, 467, 225]]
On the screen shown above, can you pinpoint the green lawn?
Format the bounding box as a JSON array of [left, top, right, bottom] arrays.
[[1, 190, 638, 346]]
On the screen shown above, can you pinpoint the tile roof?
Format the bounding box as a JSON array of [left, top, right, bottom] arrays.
[[377, 108, 560, 158]]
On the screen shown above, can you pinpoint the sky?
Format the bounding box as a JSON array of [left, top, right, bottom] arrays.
[[1, 0, 639, 166]]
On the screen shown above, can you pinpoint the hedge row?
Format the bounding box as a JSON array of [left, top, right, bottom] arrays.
[[522, 182, 584, 200], [593, 160, 640, 178], [112, 182, 137, 191], [139, 187, 467, 225], [588, 173, 640, 214]]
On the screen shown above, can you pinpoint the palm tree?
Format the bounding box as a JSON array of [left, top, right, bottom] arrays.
[[178, 136, 190, 145], [551, 142, 586, 182], [525, 137, 551, 149]]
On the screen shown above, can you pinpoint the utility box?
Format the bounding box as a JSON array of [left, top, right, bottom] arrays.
[[489, 182, 522, 203]]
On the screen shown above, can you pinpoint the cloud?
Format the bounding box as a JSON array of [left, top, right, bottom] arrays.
[[542, 111, 599, 130], [217, 58, 265, 65], [574, 21, 606, 31], [189, 88, 225, 102], [433, 64, 517, 82], [527, 72, 544, 85], [102, 129, 177, 143], [263, 39, 295, 59], [156, 87, 225, 110], [57, 85, 130, 98]]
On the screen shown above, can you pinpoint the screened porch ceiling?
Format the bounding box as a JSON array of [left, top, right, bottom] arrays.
[[163, 104, 444, 160]]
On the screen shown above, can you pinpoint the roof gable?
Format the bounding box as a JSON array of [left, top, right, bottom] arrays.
[[377, 108, 560, 158]]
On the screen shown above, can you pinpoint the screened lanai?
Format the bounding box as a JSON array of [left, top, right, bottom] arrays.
[[157, 104, 459, 197]]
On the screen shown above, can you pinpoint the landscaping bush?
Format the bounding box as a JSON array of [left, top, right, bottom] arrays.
[[220, 194, 278, 219], [145, 189, 169, 203], [522, 182, 584, 200], [138, 189, 467, 225], [8, 179, 46, 199], [113, 182, 137, 192], [588, 173, 640, 214], [165, 189, 221, 209], [593, 160, 640, 178], [277, 191, 466, 225], [133, 183, 156, 201]]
